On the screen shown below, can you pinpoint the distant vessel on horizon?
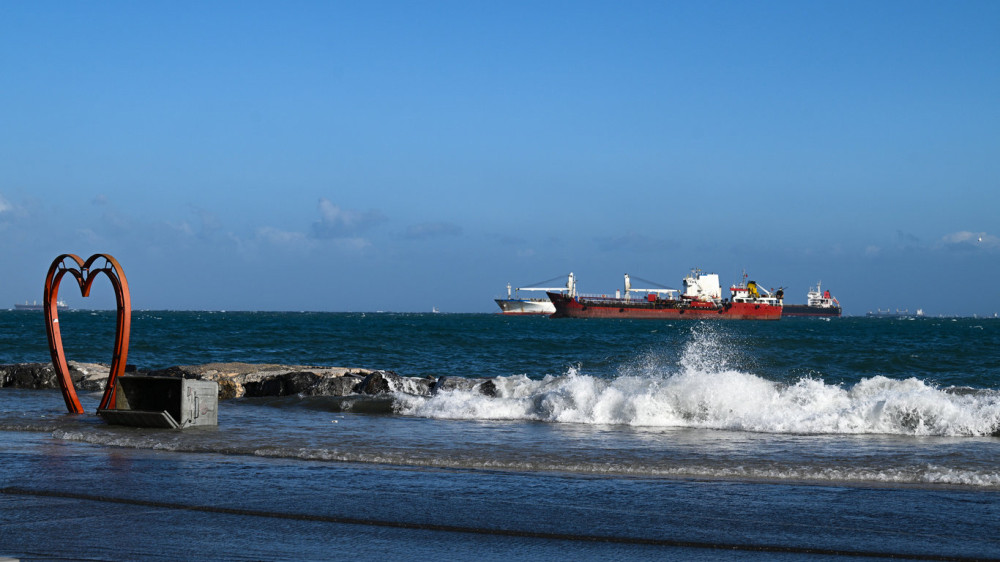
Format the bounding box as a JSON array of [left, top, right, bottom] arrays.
[[782, 282, 842, 317], [495, 273, 575, 315], [13, 300, 67, 311], [867, 308, 924, 318]]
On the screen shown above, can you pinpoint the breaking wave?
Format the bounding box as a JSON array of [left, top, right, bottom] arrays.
[[396, 325, 1000, 437]]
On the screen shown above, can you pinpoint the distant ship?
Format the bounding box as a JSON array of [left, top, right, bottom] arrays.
[[13, 300, 67, 311], [548, 269, 783, 320], [782, 282, 842, 317], [495, 273, 575, 315], [867, 308, 924, 318]]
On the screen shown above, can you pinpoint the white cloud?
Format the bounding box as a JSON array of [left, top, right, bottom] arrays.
[[244, 199, 380, 257], [0, 193, 26, 225], [319, 199, 360, 227], [254, 226, 369, 253], [939, 231, 999, 250], [311, 198, 385, 239], [256, 226, 309, 245], [942, 231, 978, 244], [167, 220, 196, 237]]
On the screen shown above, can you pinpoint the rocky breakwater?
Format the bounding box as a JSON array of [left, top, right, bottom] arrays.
[[0, 361, 498, 401]]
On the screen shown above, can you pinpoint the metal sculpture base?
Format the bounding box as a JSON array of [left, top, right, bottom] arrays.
[[97, 376, 218, 429]]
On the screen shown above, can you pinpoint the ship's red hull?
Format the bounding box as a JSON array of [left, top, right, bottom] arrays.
[[547, 293, 782, 320]]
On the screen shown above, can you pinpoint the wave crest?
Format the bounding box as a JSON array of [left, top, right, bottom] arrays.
[[397, 370, 1000, 436], [396, 325, 1000, 437]]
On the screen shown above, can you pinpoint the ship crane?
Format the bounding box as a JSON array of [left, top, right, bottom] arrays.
[[755, 285, 778, 297], [508, 273, 576, 299], [623, 274, 678, 300]]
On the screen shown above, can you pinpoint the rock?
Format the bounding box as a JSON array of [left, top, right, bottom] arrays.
[[432, 376, 475, 393], [0, 361, 464, 400], [479, 379, 498, 397], [68, 361, 111, 391], [400, 375, 434, 396], [0, 363, 57, 389], [356, 370, 403, 395], [356, 370, 434, 396], [307, 374, 364, 397], [433, 376, 497, 397], [145, 363, 376, 399], [242, 371, 321, 397], [0, 362, 130, 392]]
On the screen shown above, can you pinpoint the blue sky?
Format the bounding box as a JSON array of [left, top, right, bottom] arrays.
[[2, 1, 998, 315]]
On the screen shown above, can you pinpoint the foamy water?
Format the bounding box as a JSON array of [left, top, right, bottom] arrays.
[[396, 325, 1000, 437]]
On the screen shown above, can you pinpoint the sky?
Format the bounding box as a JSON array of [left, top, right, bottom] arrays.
[[1, 1, 998, 315]]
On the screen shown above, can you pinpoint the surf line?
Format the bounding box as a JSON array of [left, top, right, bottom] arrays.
[[1, 486, 990, 562]]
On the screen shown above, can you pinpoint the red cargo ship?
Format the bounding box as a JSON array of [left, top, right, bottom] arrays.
[[548, 270, 782, 320]]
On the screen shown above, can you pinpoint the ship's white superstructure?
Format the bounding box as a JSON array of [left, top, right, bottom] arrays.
[[682, 269, 722, 302], [806, 282, 839, 308]]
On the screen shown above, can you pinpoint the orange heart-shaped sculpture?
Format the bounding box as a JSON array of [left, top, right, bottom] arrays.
[[43, 254, 131, 414]]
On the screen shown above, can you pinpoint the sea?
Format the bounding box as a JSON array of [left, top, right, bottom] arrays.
[[2, 310, 999, 561]]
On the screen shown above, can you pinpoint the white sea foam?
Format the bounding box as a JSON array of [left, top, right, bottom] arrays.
[[395, 325, 1000, 437]]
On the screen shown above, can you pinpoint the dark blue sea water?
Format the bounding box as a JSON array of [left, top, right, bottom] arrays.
[[2, 311, 1000, 560]]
